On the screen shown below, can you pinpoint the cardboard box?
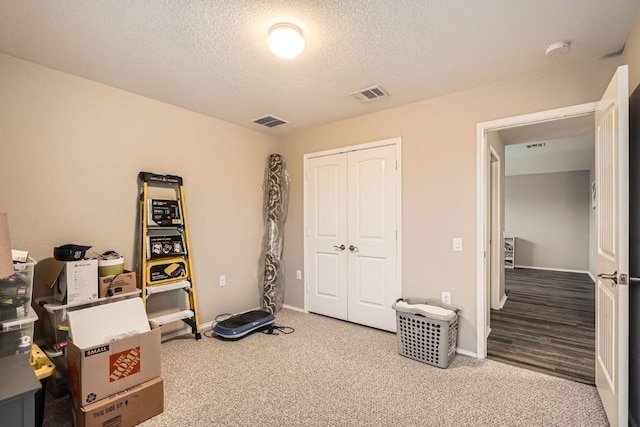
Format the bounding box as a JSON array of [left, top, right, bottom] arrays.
[[147, 234, 186, 258], [72, 377, 164, 427], [98, 271, 137, 298], [67, 326, 161, 406], [66, 298, 160, 407], [146, 257, 187, 284], [67, 298, 151, 348], [148, 199, 182, 226], [45, 259, 98, 304]]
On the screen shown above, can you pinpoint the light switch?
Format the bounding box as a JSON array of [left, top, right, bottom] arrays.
[[453, 237, 463, 252]]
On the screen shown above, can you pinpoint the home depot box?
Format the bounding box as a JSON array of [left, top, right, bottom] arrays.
[[98, 271, 137, 298], [45, 259, 98, 304], [66, 298, 161, 407], [72, 377, 164, 427], [67, 326, 161, 406]]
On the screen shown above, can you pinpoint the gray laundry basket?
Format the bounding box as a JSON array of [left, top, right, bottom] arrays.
[[392, 297, 460, 368]]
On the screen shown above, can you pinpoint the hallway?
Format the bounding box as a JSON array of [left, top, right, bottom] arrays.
[[487, 268, 595, 384]]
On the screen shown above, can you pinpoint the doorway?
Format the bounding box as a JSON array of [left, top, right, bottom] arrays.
[[486, 132, 597, 383], [476, 102, 599, 358]]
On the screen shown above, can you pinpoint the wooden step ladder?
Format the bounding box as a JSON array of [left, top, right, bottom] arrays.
[[137, 172, 201, 340]]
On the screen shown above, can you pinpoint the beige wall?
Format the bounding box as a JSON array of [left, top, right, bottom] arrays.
[[0, 54, 279, 333], [279, 57, 620, 352], [505, 171, 591, 271]]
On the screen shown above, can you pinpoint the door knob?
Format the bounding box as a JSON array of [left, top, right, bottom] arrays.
[[597, 271, 618, 285], [349, 245, 358, 252], [333, 244, 346, 251]]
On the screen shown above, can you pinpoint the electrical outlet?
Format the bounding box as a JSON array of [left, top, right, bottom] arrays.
[[296, 270, 302, 280], [219, 275, 226, 286], [442, 291, 451, 305]]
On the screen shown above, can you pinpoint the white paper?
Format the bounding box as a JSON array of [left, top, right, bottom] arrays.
[[67, 297, 150, 348]]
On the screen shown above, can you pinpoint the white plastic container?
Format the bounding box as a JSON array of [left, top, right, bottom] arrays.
[[0, 257, 37, 320], [36, 290, 141, 347], [0, 307, 38, 358]]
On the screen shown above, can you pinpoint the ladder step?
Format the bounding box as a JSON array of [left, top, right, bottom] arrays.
[[145, 280, 191, 296], [149, 310, 194, 327]]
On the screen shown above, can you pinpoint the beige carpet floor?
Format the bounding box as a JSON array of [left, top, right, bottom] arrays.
[[44, 308, 608, 426]]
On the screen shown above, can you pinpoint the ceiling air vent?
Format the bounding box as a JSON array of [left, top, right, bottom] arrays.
[[349, 85, 389, 102], [252, 115, 289, 128], [526, 142, 546, 149]]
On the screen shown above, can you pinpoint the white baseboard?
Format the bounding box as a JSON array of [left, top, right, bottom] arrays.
[[456, 348, 477, 358], [282, 303, 305, 313], [514, 265, 590, 275], [160, 327, 193, 342], [199, 320, 214, 331], [499, 293, 508, 309], [587, 271, 596, 283], [485, 326, 491, 339]]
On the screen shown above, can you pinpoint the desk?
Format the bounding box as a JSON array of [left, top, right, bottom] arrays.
[[0, 354, 41, 427]]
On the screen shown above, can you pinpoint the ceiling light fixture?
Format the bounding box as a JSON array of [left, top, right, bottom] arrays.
[[268, 23, 305, 59]]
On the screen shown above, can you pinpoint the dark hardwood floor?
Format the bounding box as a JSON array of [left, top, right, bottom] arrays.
[[487, 268, 596, 384]]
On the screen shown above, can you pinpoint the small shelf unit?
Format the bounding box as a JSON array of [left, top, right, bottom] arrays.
[[504, 237, 515, 269]]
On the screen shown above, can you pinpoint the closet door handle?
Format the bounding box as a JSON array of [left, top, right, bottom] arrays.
[[333, 244, 346, 251], [349, 245, 358, 252], [597, 271, 618, 285]]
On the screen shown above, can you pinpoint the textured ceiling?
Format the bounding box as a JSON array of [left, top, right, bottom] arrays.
[[0, 1, 639, 134], [505, 134, 595, 176]]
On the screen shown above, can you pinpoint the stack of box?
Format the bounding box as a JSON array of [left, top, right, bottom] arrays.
[[37, 257, 138, 400], [0, 258, 38, 359], [0, 257, 45, 425], [45, 258, 137, 306], [66, 298, 164, 426]]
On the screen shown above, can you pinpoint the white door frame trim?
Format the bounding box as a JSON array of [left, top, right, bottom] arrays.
[[475, 102, 598, 358], [303, 137, 403, 314], [489, 146, 502, 311]]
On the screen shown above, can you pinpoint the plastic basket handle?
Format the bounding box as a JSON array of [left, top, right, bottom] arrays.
[[392, 297, 460, 320]]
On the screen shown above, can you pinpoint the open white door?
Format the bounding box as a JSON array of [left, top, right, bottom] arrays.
[[595, 64, 629, 427]]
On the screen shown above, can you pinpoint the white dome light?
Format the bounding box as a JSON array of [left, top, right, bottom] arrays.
[[268, 23, 305, 59]]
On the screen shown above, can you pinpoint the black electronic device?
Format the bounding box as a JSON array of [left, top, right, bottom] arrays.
[[213, 309, 275, 339]]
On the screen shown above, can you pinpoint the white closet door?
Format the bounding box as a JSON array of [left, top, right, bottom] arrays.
[[306, 153, 349, 320], [306, 142, 399, 332], [346, 145, 398, 331]]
